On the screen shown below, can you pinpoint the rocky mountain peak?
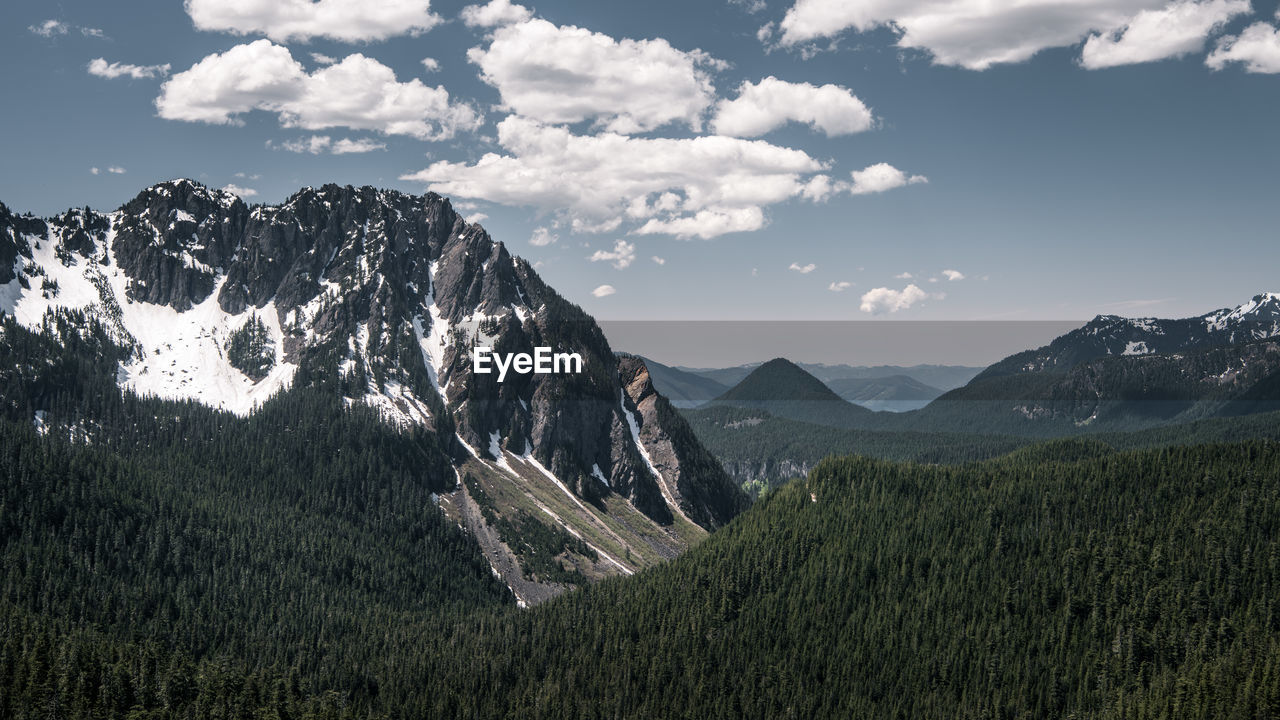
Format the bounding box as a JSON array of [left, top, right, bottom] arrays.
[[1, 181, 748, 594]]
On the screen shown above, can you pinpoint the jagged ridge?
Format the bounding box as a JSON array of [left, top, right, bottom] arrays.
[[0, 179, 747, 600]]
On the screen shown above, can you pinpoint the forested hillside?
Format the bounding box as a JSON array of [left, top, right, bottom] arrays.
[[5, 412, 1278, 717], [411, 441, 1280, 718]]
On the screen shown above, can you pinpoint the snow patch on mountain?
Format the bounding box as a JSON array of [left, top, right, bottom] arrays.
[[1, 220, 299, 416], [111, 272, 296, 415], [8, 231, 102, 324], [591, 463, 610, 488], [416, 260, 454, 399]]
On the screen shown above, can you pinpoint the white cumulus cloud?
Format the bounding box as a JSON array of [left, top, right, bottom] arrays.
[[829, 280, 853, 292], [651, 255, 666, 265], [1207, 21, 1280, 72], [222, 184, 258, 198], [775, 0, 1236, 70], [421, 57, 441, 72], [1081, 0, 1250, 69], [588, 240, 637, 269], [311, 53, 337, 65], [460, 0, 532, 27], [89, 58, 172, 79], [789, 262, 816, 274], [712, 76, 875, 137], [107, 166, 126, 174], [894, 271, 913, 279], [592, 284, 617, 298], [942, 269, 965, 281], [401, 116, 826, 239], [156, 40, 479, 140], [90, 167, 100, 175], [849, 163, 928, 195], [529, 227, 558, 247], [859, 284, 928, 314], [185, 0, 441, 42], [467, 18, 721, 133]]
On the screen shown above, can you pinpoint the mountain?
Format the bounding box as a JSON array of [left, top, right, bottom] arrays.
[[676, 361, 983, 394], [933, 337, 1280, 430], [976, 294, 1280, 381], [798, 362, 983, 391], [0, 180, 745, 603], [824, 374, 943, 411], [900, 295, 1280, 434], [673, 362, 758, 387], [635, 354, 729, 407], [705, 357, 874, 428]]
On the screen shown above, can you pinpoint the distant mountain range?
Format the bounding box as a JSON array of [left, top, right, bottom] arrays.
[[643, 356, 979, 411], [823, 375, 942, 412], [796, 362, 981, 391], [684, 294, 1280, 486]]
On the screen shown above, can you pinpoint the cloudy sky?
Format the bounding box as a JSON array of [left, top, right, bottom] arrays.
[[3, 0, 1278, 322]]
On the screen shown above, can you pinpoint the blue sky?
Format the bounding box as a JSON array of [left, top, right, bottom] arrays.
[[3, 0, 1278, 323]]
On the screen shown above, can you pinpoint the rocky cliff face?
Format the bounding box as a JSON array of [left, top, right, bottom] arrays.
[[0, 179, 747, 598], [619, 356, 748, 530]]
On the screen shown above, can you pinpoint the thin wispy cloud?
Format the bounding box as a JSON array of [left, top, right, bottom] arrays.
[[274, 135, 387, 154], [88, 59, 172, 80], [529, 227, 558, 247], [30, 19, 106, 38]]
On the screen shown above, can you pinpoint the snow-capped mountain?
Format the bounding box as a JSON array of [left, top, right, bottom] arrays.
[[899, 295, 1280, 434], [977, 294, 1280, 380], [0, 180, 745, 602]]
